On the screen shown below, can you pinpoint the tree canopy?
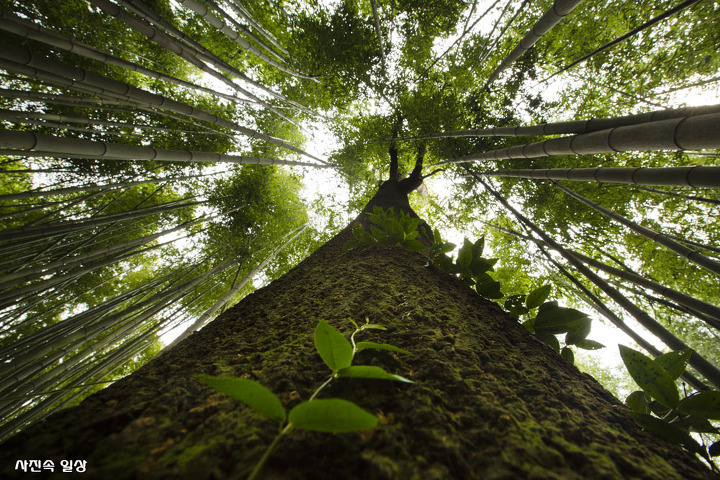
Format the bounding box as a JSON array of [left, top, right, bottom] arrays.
[[0, 0, 718, 454]]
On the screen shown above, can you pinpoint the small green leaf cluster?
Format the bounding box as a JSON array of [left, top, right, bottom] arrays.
[[522, 298, 605, 364], [429, 232, 503, 298], [429, 230, 602, 364], [620, 345, 720, 464], [196, 318, 412, 479], [343, 206, 427, 252]]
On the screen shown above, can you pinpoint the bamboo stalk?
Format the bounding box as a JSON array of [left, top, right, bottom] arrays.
[[486, 0, 585, 85], [552, 181, 720, 276], [0, 43, 324, 162], [534, 241, 709, 391], [482, 166, 720, 188], [0, 13, 246, 104], [442, 112, 720, 164], [398, 104, 720, 141], [470, 170, 720, 388], [0, 129, 327, 169]]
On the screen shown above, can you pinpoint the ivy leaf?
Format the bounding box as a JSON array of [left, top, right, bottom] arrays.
[[560, 347, 574, 364], [535, 332, 560, 352], [355, 341, 412, 355], [289, 399, 379, 433], [678, 391, 720, 419], [352, 223, 372, 243], [469, 257, 497, 276], [654, 349, 692, 380], [336, 365, 414, 383], [538, 301, 558, 313], [472, 236, 485, 259], [619, 345, 679, 408], [628, 412, 692, 444], [526, 285, 551, 309], [195, 375, 285, 424], [475, 272, 502, 299], [314, 320, 353, 372], [521, 318, 535, 333], [342, 239, 359, 251], [534, 305, 589, 334], [457, 238, 473, 268], [564, 318, 591, 345], [403, 238, 427, 252], [625, 391, 651, 414], [575, 339, 605, 350]]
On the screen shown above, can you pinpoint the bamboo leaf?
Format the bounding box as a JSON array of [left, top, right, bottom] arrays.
[[678, 392, 720, 419], [195, 375, 285, 423], [336, 365, 413, 383], [355, 341, 413, 355], [619, 345, 679, 408], [314, 320, 353, 372], [289, 399, 379, 432]]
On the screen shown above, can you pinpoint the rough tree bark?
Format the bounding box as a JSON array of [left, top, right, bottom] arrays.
[[0, 158, 715, 479]]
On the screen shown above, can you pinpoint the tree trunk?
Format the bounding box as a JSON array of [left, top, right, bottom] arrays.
[[0, 181, 713, 479]]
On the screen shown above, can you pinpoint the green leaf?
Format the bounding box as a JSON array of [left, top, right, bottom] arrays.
[[472, 236, 485, 259], [314, 320, 353, 372], [564, 318, 591, 345], [560, 347, 574, 364], [535, 332, 560, 352], [670, 415, 718, 433], [469, 257, 497, 276], [475, 272, 502, 299], [526, 285, 551, 309], [619, 345, 679, 408], [289, 399, 379, 433], [678, 391, 720, 419], [355, 341, 412, 355], [457, 238, 473, 268], [195, 375, 285, 423], [336, 365, 413, 383], [575, 339, 605, 350], [648, 400, 671, 417], [361, 323, 387, 330], [654, 349, 692, 380], [625, 391, 650, 414], [534, 305, 589, 334], [370, 225, 386, 241], [628, 411, 691, 444], [538, 300, 557, 313], [403, 238, 427, 252], [521, 318, 535, 333], [342, 239, 358, 251], [352, 223, 372, 243]]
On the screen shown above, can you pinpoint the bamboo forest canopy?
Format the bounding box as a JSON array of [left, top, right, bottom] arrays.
[[0, 0, 718, 442]]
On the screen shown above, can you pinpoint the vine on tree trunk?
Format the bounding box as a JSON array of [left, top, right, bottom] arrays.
[[197, 317, 413, 479]]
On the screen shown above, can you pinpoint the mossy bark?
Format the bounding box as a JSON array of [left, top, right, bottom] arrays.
[[1, 181, 715, 479]]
